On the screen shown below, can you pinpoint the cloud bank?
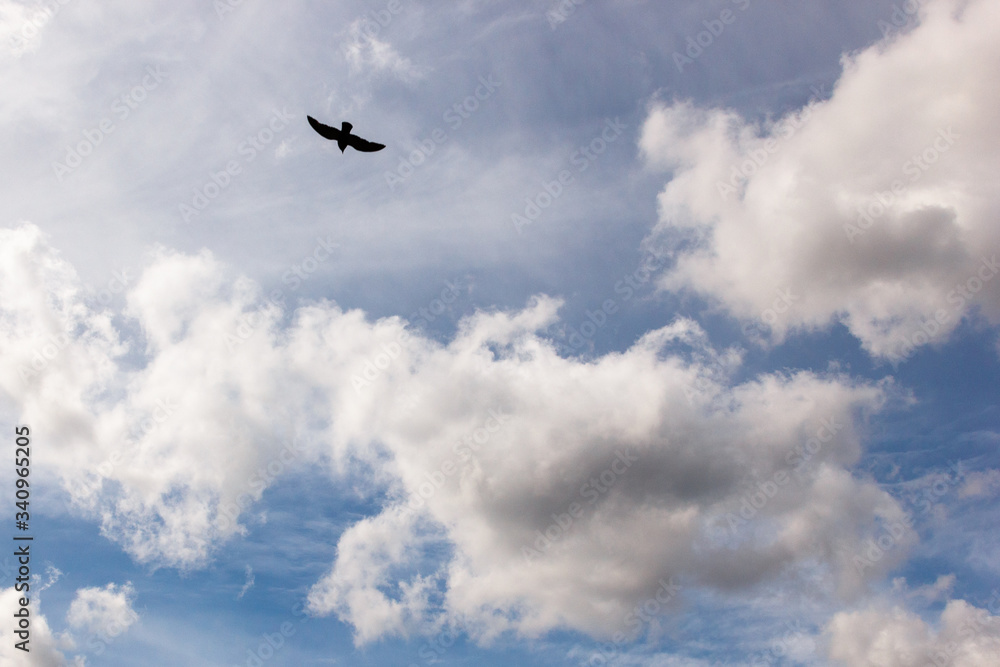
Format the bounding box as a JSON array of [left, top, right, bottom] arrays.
[[1, 223, 915, 644]]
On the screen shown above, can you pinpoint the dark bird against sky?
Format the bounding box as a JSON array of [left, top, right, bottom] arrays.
[[307, 116, 385, 153]]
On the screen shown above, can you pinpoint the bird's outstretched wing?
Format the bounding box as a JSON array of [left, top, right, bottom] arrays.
[[347, 136, 386, 152], [307, 116, 343, 141]]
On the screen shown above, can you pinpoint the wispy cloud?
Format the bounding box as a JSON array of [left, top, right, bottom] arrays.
[[237, 565, 255, 600]]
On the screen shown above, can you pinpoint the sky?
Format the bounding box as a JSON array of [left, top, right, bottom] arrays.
[[0, 0, 999, 665]]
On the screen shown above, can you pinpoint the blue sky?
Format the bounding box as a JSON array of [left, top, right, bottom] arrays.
[[1, 0, 999, 665]]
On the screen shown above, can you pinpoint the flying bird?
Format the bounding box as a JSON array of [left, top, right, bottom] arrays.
[[307, 116, 385, 153]]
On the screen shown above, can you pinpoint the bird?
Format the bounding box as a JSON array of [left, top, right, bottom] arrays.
[[306, 116, 385, 153]]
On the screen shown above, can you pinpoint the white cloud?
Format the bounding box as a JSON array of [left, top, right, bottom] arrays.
[[0, 0, 77, 59], [237, 565, 254, 600], [0, 223, 124, 473], [66, 582, 138, 641], [0, 0, 40, 58], [891, 574, 956, 603], [0, 223, 919, 645], [0, 586, 79, 666], [639, 0, 1000, 360], [307, 506, 439, 645], [35, 566, 63, 595], [342, 20, 425, 82], [959, 469, 1000, 499], [306, 308, 903, 642], [825, 598, 1000, 666]]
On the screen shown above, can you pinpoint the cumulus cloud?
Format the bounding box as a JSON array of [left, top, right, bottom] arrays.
[[825, 598, 1000, 666], [0, 580, 137, 665], [308, 311, 903, 643], [0, 224, 303, 567], [307, 506, 440, 645], [66, 582, 138, 641], [0, 223, 124, 468], [0, 586, 79, 666], [639, 0, 1000, 360], [0, 223, 916, 644]]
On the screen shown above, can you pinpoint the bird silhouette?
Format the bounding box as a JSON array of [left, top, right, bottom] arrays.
[[307, 116, 385, 153]]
